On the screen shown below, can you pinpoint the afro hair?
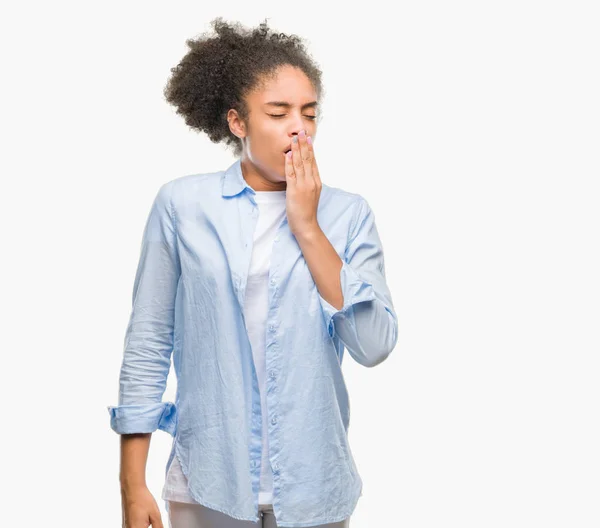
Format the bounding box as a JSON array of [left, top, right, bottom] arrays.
[[163, 17, 325, 157]]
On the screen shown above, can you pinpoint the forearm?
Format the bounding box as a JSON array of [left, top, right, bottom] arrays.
[[120, 433, 151, 491], [294, 223, 343, 311], [296, 200, 398, 367]]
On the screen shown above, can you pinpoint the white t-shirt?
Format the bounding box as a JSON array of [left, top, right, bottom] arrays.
[[161, 188, 287, 506]]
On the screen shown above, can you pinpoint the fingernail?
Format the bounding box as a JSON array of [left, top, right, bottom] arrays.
[[307, 136, 312, 145]]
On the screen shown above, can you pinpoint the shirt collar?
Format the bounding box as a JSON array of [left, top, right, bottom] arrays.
[[221, 158, 255, 197]]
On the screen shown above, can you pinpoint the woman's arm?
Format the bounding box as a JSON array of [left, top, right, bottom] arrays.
[[119, 433, 165, 527], [107, 180, 181, 436], [107, 181, 180, 527], [300, 196, 399, 367], [119, 433, 151, 492]]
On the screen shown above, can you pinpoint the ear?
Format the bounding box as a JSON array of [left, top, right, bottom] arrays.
[[227, 109, 246, 139]]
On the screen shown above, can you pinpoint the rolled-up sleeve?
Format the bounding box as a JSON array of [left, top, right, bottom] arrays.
[[107, 180, 180, 435], [318, 196, 398, 368]]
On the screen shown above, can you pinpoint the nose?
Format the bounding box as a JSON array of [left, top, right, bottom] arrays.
[[289, 128, 307, 140], [289, 120, 308, 139]]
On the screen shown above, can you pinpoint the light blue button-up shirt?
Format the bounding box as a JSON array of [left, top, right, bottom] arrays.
[[107, 157, 398, 527]]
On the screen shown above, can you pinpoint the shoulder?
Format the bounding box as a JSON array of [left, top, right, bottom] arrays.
[[165, 170, 223, 192], [321, 182, 367, 211], [321, 183, 371, 227], [157, 170, 225, 208]]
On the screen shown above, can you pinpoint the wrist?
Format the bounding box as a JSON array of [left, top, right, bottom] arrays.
[[293, 222, 321, 242], [120, 475, 147, 493]]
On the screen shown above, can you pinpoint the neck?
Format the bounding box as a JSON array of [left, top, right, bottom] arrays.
[[240, 156, 287, 192]]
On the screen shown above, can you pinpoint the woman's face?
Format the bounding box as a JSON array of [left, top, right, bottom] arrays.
[[229, 65, 319, 186]]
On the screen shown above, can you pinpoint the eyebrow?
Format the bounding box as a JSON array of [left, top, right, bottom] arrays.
[[264, 101, 319, 110]]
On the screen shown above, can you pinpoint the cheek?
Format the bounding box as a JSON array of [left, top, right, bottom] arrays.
[[247, 121, 284, 159]]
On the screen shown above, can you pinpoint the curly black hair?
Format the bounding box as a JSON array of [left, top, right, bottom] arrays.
[[163, 17, 325, 158]]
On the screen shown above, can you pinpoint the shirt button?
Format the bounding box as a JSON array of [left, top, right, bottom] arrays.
[[271, 416, 277, 425], [273, 462, 279, 471], [269, 370, 275, 379], [269, 324, 275, 332], [270, 279, 276, 286]]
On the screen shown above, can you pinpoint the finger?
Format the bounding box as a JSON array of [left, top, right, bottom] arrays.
[[150, 510, 164, 528], [306, 135, 321, 188], [284, 150, 296, 185], [291, 134, 305, 182], [298, 130, 313, 181]]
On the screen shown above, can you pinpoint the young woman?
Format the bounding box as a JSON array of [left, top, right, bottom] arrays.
[[107, 17, 398, 528]]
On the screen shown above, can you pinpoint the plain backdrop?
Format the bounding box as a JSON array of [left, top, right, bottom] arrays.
[[2, 1, 599, 527]]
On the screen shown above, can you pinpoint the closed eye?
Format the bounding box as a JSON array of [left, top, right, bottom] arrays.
[[269, 114, 317, 120]]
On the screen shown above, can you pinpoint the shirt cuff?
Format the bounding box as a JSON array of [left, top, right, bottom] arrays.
[[318, 260, 377, 338], [107, 402, 177, 436]]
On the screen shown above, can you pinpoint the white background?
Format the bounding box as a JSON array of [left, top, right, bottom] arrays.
[[2, 1, 599, 527]]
